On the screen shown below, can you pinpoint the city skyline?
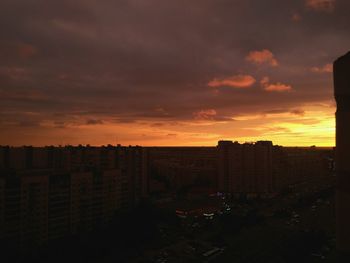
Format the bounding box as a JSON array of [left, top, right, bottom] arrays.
[[2, 0, 349, 146], [0, 139, 335, 261]]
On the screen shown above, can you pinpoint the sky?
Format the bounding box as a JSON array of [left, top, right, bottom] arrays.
[[1, 0, 349, 147]]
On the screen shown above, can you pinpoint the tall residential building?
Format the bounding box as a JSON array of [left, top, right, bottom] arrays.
[[3, 175, 21, 248], [20, 173, 48, 249], [70, 171, 93, 234], [48, 172, 71, 240], [217, 140, 275, 195]]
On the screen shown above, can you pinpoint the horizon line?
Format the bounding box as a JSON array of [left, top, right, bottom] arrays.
[[0, 143, 336, 148]]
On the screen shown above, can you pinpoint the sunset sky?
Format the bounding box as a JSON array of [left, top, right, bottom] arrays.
[[1, 0, 349, 146]]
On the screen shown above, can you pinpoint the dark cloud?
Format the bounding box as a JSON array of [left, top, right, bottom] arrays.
[[290, 109, 306, 116], [86, 119, 103, 125], [0, 0, 348, 145]]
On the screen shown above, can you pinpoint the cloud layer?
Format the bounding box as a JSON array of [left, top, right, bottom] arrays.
[[1, 0, 348, 146]]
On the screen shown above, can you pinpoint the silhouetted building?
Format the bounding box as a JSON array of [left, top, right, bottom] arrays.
[[334, 51, 350, 253], [217, 140, 275, 195], [146, 142, 329, 199]]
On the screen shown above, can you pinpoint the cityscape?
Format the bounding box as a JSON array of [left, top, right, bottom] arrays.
[[0, 142, 336, 262], [1, 0, 350, 262]]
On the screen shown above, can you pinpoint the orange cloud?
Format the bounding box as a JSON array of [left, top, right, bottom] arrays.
[[305, 0, 335, 12], [310, 63, 333, 73], [208, 74, 256, 88], [264, 83, 292, 92], [261, 77, 292, 92], [193, 109, 217, 120], [246, 49, 278, 67]]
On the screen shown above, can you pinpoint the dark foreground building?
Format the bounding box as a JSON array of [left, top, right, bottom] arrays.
[[334, 51, 350, 254]]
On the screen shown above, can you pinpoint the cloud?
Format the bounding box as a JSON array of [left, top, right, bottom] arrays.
[[305, 0, 335, 12], [51, 19, 97, 39], [0, 89, 49, 101], [150, 122, 164, 127], [261, 77, 292, 92], [290, 109, 305, 116], [0, 66, 29, 80], [263, 108, 305, 116], [86, 119, 104, 125], [310, 63, 333, 73], [208, 75, 256, 88], [193, 109, 217, 120], [246, 49, 278, 67], [53, 121, 67, 128], [264, 83, 292, 92], [18, 120, 41, 127], [0, 0, 344, 146]]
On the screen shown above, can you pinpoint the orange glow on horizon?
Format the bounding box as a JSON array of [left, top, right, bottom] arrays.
[[0, 103, 335, 147]]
